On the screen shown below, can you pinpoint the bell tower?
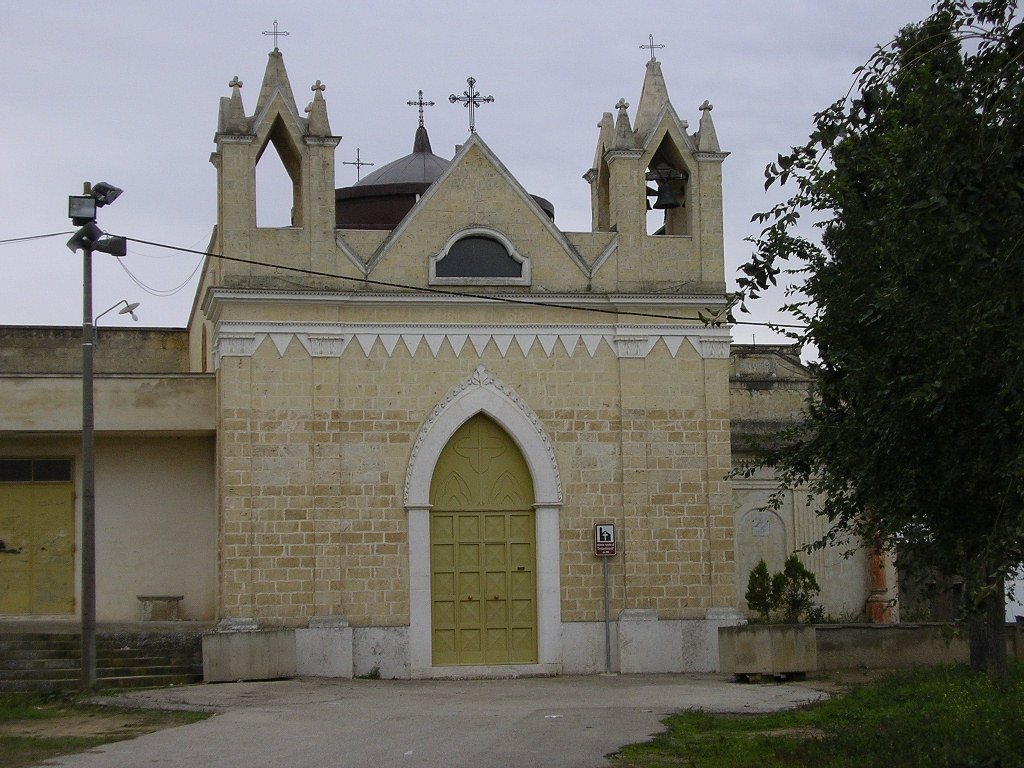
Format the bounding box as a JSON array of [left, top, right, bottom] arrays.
[[585, 54, 728, 292], [208, 48, 341, 285]]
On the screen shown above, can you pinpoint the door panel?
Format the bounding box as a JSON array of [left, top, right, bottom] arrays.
[[429, 415, 537, 666], [0, 483, 74, 614]]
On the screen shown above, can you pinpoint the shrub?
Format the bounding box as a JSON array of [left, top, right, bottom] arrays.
[[744, 555, 822, 623]]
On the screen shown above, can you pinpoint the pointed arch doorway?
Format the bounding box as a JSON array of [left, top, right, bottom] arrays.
[[405, 365, 562, 677], [429, 414, 537, 665]]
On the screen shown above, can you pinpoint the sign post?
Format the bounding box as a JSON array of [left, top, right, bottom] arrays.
[[594, 523, 616, 673]]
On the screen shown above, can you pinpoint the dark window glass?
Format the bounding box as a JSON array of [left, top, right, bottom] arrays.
[[0, 459, 72, 483], [436, 236, 521, 278], [33, 460, 72, 482], [0, 460, 32, 482]]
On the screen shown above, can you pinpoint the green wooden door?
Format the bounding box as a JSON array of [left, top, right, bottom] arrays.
[[0, 483, 75, 614], [429, 415, 537, 666]]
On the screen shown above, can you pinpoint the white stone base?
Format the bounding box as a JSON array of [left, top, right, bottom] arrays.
[[202, 628, 296, 682], [296, 617, 353, 678], [202, 612, 745, 681], [560, 620, 619, 674], [352, 626, 410, 679]]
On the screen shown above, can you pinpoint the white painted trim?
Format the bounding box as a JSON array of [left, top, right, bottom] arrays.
[[204, 287, 727, 309], [211, 321, 732, 366], [405, 365, 562, 676], [334, 232, 369, 277], [429, 227, 531, 286]]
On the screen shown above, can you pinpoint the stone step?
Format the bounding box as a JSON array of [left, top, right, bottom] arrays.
[[0, 629, 204, 692]]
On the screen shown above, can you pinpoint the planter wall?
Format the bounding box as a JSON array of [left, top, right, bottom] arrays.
[[718, 624, 817, 677]]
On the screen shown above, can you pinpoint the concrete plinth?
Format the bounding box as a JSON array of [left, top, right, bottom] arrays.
[[202, 628, 296, 682], [296, 617, 353, 678]]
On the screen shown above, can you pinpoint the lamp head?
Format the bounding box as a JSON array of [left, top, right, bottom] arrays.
[[91, 182, 123, 207], [118, 302, 141, 322]]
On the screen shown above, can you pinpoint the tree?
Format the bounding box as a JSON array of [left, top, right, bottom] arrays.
[[732, 0, 1024, 682], [745, 559, 775, 621]]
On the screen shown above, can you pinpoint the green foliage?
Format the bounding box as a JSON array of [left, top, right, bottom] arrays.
[[0, 692, 207, 768], [612, 663, 1024, 768], [775, 555, 821, 623], [744, 559, 775, 621], [744, 556, 822, 623], [732, 0, 1024, 643]]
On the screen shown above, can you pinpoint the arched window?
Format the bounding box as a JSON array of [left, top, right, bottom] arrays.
[[429, 228, 530, 286]]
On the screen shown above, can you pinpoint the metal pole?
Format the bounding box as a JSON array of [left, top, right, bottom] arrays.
[[603, 554, 611, 673], [81, 238, 96, 692]]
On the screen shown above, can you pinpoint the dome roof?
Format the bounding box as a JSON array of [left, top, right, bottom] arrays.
[[335, 124, 555, 229], [354, 126, 450, 187]]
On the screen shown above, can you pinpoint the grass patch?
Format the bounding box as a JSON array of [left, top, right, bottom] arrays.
[[0, 690, 208, 768], [612, 663, 1024, 768]]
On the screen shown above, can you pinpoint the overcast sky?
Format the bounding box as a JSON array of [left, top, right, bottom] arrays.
[[1, 1, 938, 340]]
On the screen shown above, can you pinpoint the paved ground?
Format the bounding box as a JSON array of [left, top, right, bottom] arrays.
[[44, 674, 827, 768]]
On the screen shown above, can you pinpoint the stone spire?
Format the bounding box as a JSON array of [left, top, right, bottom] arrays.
[[633, 58, 671, 141], [255, 49, 299, 119], [697, 100, 721, 152], [219, 75, 249, 134], [305, 80, 331, 137], [593, 111, 614, 167], [613, 98, 636, 149]]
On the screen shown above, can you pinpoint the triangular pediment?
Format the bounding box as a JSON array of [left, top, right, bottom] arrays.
[[638, 103, 695, 159], [367, 134, 589, 279]]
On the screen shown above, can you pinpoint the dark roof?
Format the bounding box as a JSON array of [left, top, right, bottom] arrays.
[[354, 126, 450, 187]]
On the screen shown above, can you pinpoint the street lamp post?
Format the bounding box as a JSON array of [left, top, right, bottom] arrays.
[[66, 182, 125, 691]]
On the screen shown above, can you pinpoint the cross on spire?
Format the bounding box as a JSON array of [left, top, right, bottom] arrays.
[[407, 90, 435, 128], [263, 20, 289, 52], [342, 148, 374, 181], [449, 77, 494, 135], [640, 34, 664, 62], [229, 76, 243, 91]]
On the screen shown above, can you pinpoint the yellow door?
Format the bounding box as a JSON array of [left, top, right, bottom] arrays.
[[0, 482, 75, 614], [430, 415, 537, 665]]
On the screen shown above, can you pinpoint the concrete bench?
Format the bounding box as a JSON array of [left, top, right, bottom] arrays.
[[137, 594, 184, 621]]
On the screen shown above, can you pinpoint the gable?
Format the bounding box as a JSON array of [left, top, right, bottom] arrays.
[[365, 137, 590, 290]]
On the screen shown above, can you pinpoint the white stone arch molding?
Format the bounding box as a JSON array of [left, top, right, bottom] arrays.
[[405, 364, 561, 506], [428, 226, 532, 286], [404, 364, 562, 677]]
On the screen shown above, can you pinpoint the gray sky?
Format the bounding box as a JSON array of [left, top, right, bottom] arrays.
[[1, 1, 937, 340]]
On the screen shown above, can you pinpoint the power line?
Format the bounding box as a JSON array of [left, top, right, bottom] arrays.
[[0, 231, 73, 243], [118, 234, 808, 330]]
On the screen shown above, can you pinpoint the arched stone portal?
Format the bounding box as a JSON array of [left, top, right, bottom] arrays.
[[405, 365, 562, 677]]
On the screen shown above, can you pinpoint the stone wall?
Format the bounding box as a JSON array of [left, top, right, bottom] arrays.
[[215, 333, 735, 628], [0, 326, 190, 374]]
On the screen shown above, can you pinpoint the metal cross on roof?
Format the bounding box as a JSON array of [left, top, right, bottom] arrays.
[[449, 77, 494, 135], [263, 20, 290, 52], [640, 34, 665, 62], [342, 148, 374, 181], [407, 90, 436, 128]]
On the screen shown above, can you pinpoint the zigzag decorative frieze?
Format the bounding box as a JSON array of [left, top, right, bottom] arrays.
[[212, 323, 732, 367]]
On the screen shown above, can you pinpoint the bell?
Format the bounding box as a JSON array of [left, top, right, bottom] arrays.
[[652, 183, 681, 210]]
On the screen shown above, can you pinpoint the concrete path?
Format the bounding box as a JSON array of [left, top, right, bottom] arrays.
[[51, 675, 827, 768]]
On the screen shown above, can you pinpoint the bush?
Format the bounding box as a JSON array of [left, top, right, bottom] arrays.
[[744, 555, 822, 623]]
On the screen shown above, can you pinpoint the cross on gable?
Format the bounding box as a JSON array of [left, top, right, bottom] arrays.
[[640, 34, 665, 62], [407, 90, 436, 128], [263, 20, 289, 51], [449, 77, 494, 135], [312, 80, 326, 93], [229, 76, 243, 91]]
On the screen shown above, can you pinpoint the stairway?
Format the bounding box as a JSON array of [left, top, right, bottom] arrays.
[[0, 628, 204, 692]]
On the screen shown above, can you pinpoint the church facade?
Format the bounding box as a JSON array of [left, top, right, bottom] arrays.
[[0, 49, 885, 679]]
